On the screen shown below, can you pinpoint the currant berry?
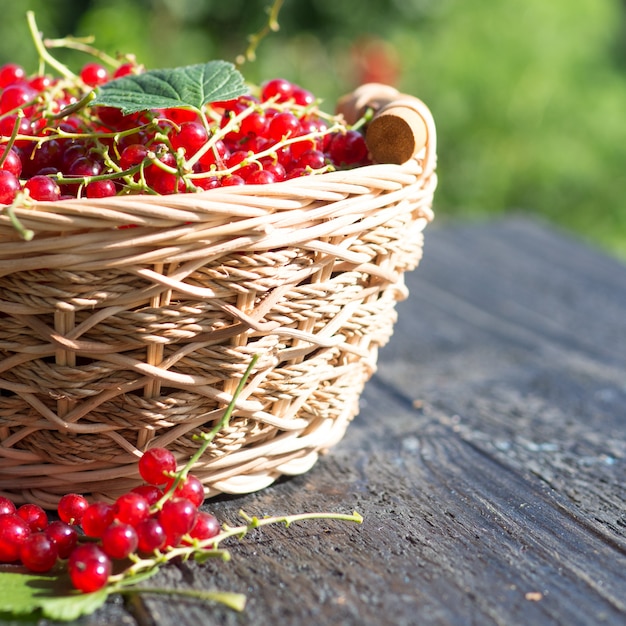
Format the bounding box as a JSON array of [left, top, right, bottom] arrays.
[[220, 174, 245, 186], [328, 130, 369, 166], [0, 63, 26, 88], [245, 169, 276, 185], [113, 62, 136, 78], [187, 511, 220, 542], [68, 544, 112, 593], [165, 474, 204, 508], [85, 179, 116, 198], [0, 147, 22, 177], [81, 501, 115, 538], [292, 85, 315, 106], [170, 121, 209, 156], [0, 170, 20, 204], [101, 522, 139, 560], [58, 493, 89, 525], [0, 513, 31, 562], [138, 448, 177, 486], [24, 175, 61, 201], [158, 498, 198, 537], [130, 484, 163, 506], [68, 156, 103, 178], [120, 143, 149, 170], [20, 532, 58, 573], [0, 113, 32, 139], [297, 149, 326, 170], [0, 497, 16, 516], [260, 78, 294, 103], [16, 503, 48, 532], [0, 83, 37, 115], [135, 517, 166, 554], [45, 520, 78, 558], [80, 62, 109, 87], [267, 111, 301, 142], [113, 492, 149, 526]]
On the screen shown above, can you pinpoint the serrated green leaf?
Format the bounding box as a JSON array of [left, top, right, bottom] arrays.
[[92, 60, 249, 114], [0, 571, 109, 622]]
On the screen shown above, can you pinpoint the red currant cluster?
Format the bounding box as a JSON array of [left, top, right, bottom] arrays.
[[0, 447, 219, 594], [0, 60, 370, 206]]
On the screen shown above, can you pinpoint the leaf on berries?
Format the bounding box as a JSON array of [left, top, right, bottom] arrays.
[[0, 571, 108, 621], [91, 61, 249, 114]]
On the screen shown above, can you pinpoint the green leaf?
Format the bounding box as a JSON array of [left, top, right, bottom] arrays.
[[92, 60, 249, 114], [0, 571, 109, 622]]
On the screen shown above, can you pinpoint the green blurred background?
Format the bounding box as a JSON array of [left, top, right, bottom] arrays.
[[2, 0, 626, 259]]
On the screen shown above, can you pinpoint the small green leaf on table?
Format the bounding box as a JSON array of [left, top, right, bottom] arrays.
[[0, 570, 108, 622]]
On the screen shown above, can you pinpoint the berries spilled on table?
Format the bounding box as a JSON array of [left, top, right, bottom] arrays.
[[0, 446, 221, 593]]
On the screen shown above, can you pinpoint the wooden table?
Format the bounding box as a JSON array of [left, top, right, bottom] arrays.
[[10, 217, 626, 625]]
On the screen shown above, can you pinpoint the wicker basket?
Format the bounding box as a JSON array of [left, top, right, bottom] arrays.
[[0, 87, 437, 507]]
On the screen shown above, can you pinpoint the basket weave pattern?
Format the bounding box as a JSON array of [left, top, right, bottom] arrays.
[[0, 100, 437, 507]]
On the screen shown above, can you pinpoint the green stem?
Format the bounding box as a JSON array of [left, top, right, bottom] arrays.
[[0, 114, 23, 167], [153, 354, 261, 509], [26, 11, 76, 80], [4, 201, 35, 241], [236, 0, 285, 66], [117, 586, 246, 612], [47, 90, 96, 120], [43, 35, 122, 69]]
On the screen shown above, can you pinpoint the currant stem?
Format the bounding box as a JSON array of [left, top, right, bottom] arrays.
[[107, 509, 362, 586], [152, 354, 261, 509], [236, 0, 285, 66], [43, 35, 122, 69], [116, 586, 247, 612], [26, 11, 76, 80]]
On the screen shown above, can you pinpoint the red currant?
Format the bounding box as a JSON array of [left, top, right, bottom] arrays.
[[81, 501, 115, 538], [0, 83, 37, 115], [328, 130, 369, 166], [24, 175, 61, 201], [0, 63, 26, 88], [68, 544, 112, 593], [0, 497, 16, 516], [80, 62, 109, 87], [101, 522, 139, 559], [158, 498, 198, 536], [187, 511, 220, 542], [113, 492, 150, 526], [0, 513, 31, 562], [136, 517, 166, 554], [130, 484, 163, 506], [165, 474, 204, 508], [261, 78, 294, 103], [85, 179, 116, 198], [170, 121, 209, 156], [0, 170, 20, 204], [20, 532, 58, 572], [45, 520, 78, 558], [267, 111, 301, 142], [138, 448, 177, 486], [58, 493, 89, 525], [16, 503, 48, 532], [0, 147, 22, 177]]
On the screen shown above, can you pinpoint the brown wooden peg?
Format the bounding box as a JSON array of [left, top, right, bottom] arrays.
[[365, 99, 428, 165]]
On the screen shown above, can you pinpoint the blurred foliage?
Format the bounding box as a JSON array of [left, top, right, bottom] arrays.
[[2, 0, 626, 258]]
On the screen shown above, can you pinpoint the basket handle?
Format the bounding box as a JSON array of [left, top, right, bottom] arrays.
[[336, 83, 433, 166]]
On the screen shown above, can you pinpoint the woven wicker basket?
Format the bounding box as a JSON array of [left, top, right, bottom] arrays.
[[0, 87, 437, 507]]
